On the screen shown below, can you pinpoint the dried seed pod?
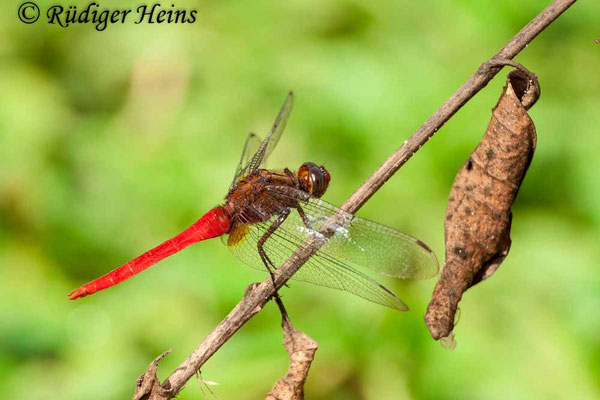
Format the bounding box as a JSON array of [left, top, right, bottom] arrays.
[[425, 68, 540, 341]]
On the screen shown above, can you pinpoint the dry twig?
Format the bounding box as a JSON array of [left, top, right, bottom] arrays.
[[133, 1, 578, 398]]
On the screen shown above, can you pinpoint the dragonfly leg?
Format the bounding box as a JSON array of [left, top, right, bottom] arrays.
[[295, 205, 313, 230], [257, 209, 291, 291]]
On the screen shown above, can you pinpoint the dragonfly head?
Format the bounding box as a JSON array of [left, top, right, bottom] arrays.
[[297, 162, 330, 198]]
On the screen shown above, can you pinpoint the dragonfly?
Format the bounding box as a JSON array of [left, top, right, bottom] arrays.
[[69, 92, 439, 310]]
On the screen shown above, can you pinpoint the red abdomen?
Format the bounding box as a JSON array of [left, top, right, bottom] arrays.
[[69, 207, 232, 299]]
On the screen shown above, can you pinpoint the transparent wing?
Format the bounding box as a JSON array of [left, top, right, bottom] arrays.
[[229, 92, 295, 190], [247, 92, 294, 173], [227, 217, 409, 310], [265, 186, 439, 279], [229, 132, 261, 191]]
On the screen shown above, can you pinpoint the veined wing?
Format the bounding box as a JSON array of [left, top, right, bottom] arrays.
[[229, 132, 261, 191], [248, 91, 294, 173], [231, 92, 295, 190], [265, 186, 439, 279], [226, 217, 409, 310]]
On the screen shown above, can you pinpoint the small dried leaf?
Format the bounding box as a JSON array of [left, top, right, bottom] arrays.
[[425, 69, 539, 341], [133, 350, 173, 400], [265, 318, 318, 400]]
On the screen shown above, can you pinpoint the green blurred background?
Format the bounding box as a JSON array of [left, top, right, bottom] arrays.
[[1, 0, 599, 399]]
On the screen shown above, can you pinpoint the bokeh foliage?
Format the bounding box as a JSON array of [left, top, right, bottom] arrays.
[[1, 0, 599, 399]]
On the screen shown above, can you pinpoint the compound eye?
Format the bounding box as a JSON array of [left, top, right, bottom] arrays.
[[320, 166, 331, 184], [308, 172, 321, 197], [298, 162, 330, 198]]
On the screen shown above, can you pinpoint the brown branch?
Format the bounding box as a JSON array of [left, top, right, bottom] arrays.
[[133, 0, 578, 398]]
